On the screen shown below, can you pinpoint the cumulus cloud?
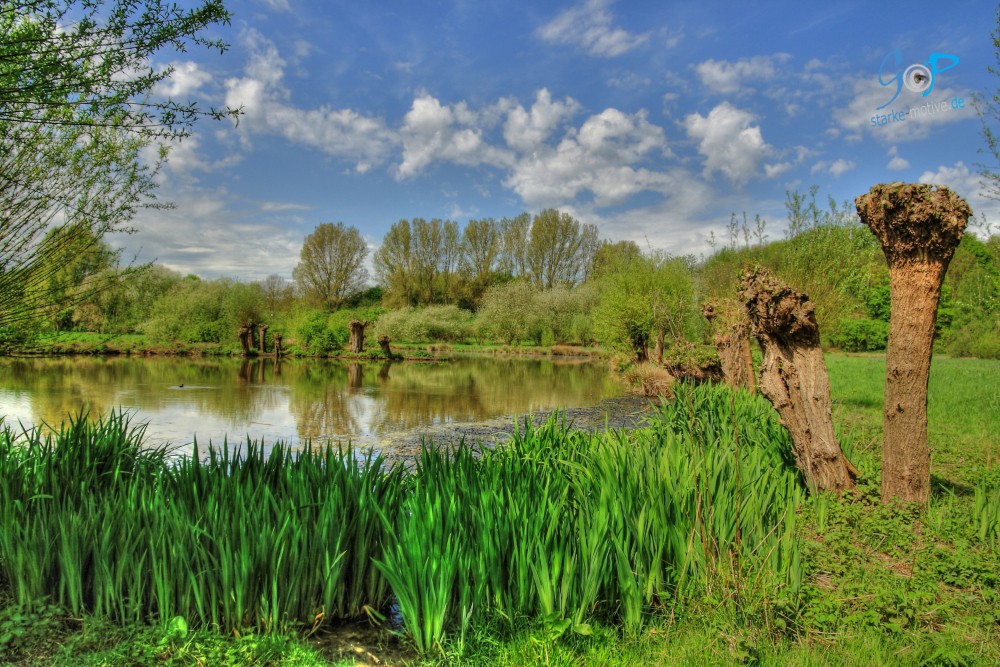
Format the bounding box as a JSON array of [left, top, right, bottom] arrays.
[[694, 55, 790, 95], [503, 107, 672, 208], [502, 89, 580, 153], [811, 159, 855, 177], [155, 61, 213, 98], [537, 0, 649, 57], [395, 95, 515, 179], [224, 29, 398, 173], [887, 156, 910, 170], [681, 102, 773, 186]]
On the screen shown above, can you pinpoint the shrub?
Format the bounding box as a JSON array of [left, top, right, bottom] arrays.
[[371, 305, 472, 342], [833, 317, 889, 352], [476, 281, 537, 345], [622, 362, 676, 397]]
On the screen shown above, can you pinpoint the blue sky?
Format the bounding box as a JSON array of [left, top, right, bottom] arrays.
[[126, 0, 998, 279]]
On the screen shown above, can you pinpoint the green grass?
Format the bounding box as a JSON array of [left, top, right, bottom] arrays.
[[1, 354, 1000, 666]]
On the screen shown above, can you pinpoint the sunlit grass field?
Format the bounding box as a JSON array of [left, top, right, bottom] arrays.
[[0, 353, 998, 666]]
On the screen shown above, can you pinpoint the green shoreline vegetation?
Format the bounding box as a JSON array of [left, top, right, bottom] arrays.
[[1, 354, 999, 666]]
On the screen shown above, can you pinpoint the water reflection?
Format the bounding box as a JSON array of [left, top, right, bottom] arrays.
[[0, 356, 622, 448]]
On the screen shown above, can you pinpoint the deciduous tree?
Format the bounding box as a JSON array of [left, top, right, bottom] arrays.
[[293, 223, 369, 311]]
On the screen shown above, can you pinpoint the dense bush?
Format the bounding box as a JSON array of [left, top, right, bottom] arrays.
[[371, 305, 472, 343], [476, 281, 538, 345], [832, 317, 889, 352]]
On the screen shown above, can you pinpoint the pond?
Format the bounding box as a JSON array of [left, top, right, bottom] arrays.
[[0, 355, 631, 459]]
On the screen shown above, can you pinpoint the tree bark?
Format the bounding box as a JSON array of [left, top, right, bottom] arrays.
[[653, 336, 664, 364], [740, 267, 857, 494], [855, 183, 971, 504], [259, 324, 269, 354], [237, 323, 251, 356], [702, 299, 756, 393], [348, 319, 368, 353], [377, 334, 392, 356], [273, 332, 283, 357]]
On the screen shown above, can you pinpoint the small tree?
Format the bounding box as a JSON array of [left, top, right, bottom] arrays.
[[293, 222, 369, 311], [592, 252, 694, 362]]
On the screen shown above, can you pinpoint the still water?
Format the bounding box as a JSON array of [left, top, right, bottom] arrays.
[[0, 356, 623, 450]]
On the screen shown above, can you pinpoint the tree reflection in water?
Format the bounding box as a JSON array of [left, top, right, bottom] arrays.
[[0, 356, 623, 447]]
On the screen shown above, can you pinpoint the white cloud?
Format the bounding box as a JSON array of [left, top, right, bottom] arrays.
[[155, 61, 212, 98], [224, 29, 398, 173], [693, 55, 790, 95], [259, 0, 290, 11], [502, 88, 580, 153], [503, 107, 672, 208], [764, 162, 792, 178], [606, 72, 651, 89], [886, 156, 910, 171], [395, 95, 515, 179], [537, 0, 649, 57], [681, 102, 773, 186], [811, 159, 855, 177]]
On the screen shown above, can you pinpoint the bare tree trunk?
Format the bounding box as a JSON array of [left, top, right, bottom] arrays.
[[653, 336, 664, 364], [378, 334, 392, 356], [259, 324, 269, 354], [702, 300, 756, 392], [740, 267, 857, 494], [348, 320, 368, 353], [237, 324, 251, 356], [273, 332, 283, 357], [856, 183, 971, 504]]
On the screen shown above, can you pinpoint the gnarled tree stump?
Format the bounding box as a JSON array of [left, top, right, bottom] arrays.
[[856, 183, 971, 504], [259, 324, 269, 354], [377, 334, 392, 356], [237, 324, 252, 356], [273, 332, 283, 357], [348, 319, 368, 353], [739, 266, 857, 494], [702, 299, 756, 393]]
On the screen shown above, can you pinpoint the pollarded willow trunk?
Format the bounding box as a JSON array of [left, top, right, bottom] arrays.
[[702, 299, 756, 393], [378, 334, 392, 356], [740, 267, 857, 494], [348, 319, 368, 353], [259, 324, 269, 354], [855, 183, 971, 504], [237, 324, 251, 356], [273, 332, 283, 357]]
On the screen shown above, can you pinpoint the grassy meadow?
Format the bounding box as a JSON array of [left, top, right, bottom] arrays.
[[0, 354, 998, 666]]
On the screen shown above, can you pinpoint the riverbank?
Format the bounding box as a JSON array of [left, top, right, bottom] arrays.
[[13, 331, 610, 361]]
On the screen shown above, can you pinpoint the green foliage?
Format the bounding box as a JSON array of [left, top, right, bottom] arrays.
[[592, 251, 694, 359], [832, 317, 889, 352], [477, 281, 539, 345], [371, 305, 472, 343]]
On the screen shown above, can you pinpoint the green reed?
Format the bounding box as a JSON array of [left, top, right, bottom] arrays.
[[0, 412, 405, 631], [0, 383, 806, 655]]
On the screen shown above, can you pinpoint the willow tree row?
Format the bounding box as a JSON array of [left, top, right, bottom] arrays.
[[372, 209, 602, 308]]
